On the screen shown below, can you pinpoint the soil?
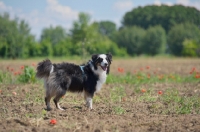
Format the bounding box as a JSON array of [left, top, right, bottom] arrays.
[[0, 58, 200, 132]]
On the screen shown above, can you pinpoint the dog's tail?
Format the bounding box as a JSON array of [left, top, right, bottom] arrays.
[[36, 59, 53, 79]]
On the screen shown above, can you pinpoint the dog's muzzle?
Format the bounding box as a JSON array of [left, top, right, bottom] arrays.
[[100, 64, 108, 71]]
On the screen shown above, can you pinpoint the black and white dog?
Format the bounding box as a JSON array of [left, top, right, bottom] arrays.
[[36, 53, 112, 111]]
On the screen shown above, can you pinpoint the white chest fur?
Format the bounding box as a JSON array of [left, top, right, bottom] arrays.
[[95, 71, 107, 92]]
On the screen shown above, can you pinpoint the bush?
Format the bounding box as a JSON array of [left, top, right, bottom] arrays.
[[182, 39, 199, 57], [167, 23, 200, 56], [142, 25, 166, 55]]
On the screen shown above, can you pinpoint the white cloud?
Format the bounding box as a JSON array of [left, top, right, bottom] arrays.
[[46, 0, 78, 20], [176, 0, 200, 10], [154, 0, 161, 6], [154, 0, 173, 6], [165, 2, 173, 6], [0, 1, 12, 12], [113, 1, 133, 11], [176, 0, 190, 5], [0, 0, 79, 39]]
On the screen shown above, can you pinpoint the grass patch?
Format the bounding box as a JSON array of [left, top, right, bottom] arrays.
[[113, 106, 126, 115], [110, 86, 126, 102]]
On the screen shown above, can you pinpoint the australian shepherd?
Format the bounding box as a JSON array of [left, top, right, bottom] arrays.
[[36, 53, 112, 111]]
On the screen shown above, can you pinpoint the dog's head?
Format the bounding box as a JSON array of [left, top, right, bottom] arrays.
[[91, 53, 112, 74]]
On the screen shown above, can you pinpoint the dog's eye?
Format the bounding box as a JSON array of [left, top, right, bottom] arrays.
[[98, 58, 103, 62]]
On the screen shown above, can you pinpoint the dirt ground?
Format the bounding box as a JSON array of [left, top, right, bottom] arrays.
[[0, 57, 200, 132]]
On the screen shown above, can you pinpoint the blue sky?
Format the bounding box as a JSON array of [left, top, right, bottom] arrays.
[[0, 0, 199, 38]]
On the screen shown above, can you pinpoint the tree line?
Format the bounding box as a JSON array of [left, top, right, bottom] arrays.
[[0, 5, 200, 58]]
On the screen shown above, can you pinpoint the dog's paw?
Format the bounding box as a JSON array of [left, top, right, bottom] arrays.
[[45, 107, 52, 111], [58, 107, 65, 111]]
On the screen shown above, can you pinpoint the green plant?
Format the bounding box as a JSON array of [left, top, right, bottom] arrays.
[[17, 66, 36, 83], [0, 70, 13, 84]]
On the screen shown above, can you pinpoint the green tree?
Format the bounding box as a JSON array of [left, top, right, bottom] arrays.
[[54, 38, 73, 56], [167, 23, 200, 56], [28, 42, 42, 57], [0, 13, 35, 58], [40, 25, 66, 46], [70, 12, 127, 56], [122, 5, 200, 32], [96, 21, 117, 39], [18, 20, 35, 58], [114, 26, 145, 56], [39, 39, 53, 57], [70, 12, 91, 44], [142, 25, 166, 55]]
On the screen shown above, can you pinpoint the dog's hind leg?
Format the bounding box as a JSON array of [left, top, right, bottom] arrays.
[[45, 96, 52, 111], [53, 91, 66, 111]]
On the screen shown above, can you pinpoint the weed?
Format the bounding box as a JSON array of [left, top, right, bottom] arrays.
[[93, 95, 101, 103], [113, 106, 126, 115]]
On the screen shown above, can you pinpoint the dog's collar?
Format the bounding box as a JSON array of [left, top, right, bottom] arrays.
[[80, 60, 93, 77], [80, 66, 85, 75]]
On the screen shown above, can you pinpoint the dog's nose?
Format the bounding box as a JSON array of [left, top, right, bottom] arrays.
[[105, 63, 108, 66]]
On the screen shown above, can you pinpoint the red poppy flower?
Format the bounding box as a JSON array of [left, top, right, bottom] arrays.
[[146, 66, 150, 69], [20, 66, 24, 70], [195, 75, 200, 79], [141, 89, 146, 93], [50, 119, 57, 125], [158, 91, 163, 95], [192, 67, 196, 71], [118, 67, 124, 73], [14, 72, 18, 76], [190, 67, 196, 74]]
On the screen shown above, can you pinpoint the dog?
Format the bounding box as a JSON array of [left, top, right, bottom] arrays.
[[36, 53, 112, 111]]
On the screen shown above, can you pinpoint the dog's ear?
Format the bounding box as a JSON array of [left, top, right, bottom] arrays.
[[106, 53, 112, 74], [106, 65, 110, 74], [106, 53, 112, 64], [91, 54, 99, 68], [92, 54, 98, 62]]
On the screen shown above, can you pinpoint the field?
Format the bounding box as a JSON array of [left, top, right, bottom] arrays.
[[0, 57, 200, 132]]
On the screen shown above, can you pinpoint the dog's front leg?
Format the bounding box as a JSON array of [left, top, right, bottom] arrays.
[[84, 91, 93, 109], [86, 97, 93, 109]]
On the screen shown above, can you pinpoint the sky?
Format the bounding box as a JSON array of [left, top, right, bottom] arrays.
[[0, 0, 200, 39]]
